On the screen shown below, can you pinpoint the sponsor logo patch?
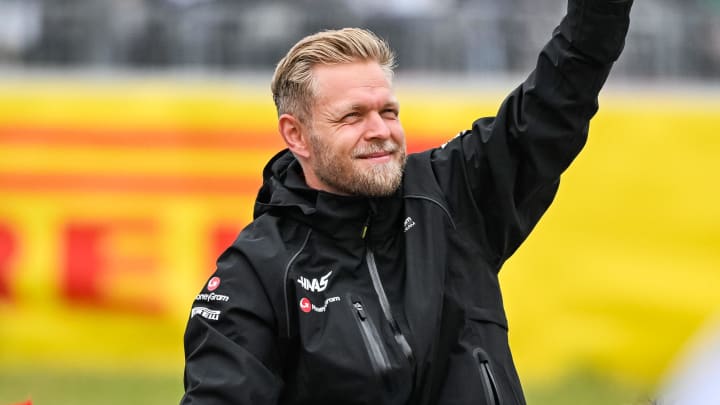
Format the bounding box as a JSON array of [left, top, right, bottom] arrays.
[[195, 292, 230, 302], [207, 276, 221, 291], [403, 216, 416, 232], [297, 270, 332, 292], [299, 297, 312, 313], [299, 296, 341, 314], [191, 306, 221, 321]]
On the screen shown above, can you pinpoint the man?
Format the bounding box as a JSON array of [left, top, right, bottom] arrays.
[[181, 0, 633, 404]]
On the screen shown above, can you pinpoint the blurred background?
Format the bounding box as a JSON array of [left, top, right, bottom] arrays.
[[1, 0, 719, 404]]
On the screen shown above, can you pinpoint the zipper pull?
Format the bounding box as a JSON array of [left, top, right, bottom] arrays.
[[361, 215, 370, 239], [391, 319, 415, 363], [353, 301, 367, 320]]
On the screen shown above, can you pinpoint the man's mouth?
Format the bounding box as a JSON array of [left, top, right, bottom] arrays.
[[356, 150, 394, 163], [354, 142, 398, 160], [359, 151, 392, 159]]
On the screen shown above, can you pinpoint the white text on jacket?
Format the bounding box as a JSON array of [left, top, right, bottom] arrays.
[[191, 307, 221, 321], [297, 270, 332, 292]]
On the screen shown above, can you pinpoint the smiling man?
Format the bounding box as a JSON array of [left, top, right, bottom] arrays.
[[276, 48, 406, 197], [181, 1, 634, 404]]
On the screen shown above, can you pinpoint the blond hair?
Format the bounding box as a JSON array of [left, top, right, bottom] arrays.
[[271, 28, 396, 122]]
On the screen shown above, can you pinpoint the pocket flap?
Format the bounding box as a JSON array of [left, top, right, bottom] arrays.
[[468, 307, 508, 330]]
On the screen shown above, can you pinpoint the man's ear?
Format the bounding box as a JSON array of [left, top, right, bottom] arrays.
[[278, 114, 311, 159]]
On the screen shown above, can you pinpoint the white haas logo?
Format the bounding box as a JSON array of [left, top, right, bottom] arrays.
[[404, 216, 416, 232], [297, 271, 332, 292]]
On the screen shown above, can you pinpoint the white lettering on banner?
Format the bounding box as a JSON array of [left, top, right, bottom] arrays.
[[195, 292, 230, 302], [297, 270, 332, 292], [191, 306, 221, 321]]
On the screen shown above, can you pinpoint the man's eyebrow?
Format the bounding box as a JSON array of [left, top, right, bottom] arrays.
[[333, 100, 399, 115], [333, 104, 365, 114]]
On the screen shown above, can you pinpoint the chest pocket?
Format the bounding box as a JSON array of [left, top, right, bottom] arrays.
[[284, 282, 414, 405]]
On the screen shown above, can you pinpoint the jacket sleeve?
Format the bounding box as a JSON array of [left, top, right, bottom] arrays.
[[180, 246, 283, 404], [431, 0, 633, 266]]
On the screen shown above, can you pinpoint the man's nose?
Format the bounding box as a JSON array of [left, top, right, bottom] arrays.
[[363, 111, 392, 140]]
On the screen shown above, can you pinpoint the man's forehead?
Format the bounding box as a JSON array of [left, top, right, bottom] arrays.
[[336, 96, 399, 111], [313, 62, 392, 93]]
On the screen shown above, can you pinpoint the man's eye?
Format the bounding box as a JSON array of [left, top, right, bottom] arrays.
[[382, 109, 399, 119], [342, 112, 361, 121]]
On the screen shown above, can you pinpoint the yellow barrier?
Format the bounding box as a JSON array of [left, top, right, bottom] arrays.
[[0, 79, 718, 387]]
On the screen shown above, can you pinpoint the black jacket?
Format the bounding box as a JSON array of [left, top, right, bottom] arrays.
[[181, 1, 632, 404]]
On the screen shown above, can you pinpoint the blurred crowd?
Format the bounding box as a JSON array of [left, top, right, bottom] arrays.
[[0, 0, 719, 78]]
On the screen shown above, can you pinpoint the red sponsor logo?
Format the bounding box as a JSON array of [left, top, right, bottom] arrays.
[[299, 297, 311, 313], [207, 276, 221, 291]]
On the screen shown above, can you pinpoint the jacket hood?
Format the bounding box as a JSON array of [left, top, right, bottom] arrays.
[[253, 149, 402, 242]]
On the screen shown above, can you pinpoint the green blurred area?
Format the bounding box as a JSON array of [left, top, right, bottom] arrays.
[[0, 369, 652, 405], [0, 370, 183, 405]]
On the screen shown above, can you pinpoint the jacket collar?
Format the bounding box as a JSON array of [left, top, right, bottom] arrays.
[[254, 150, 403, 242]]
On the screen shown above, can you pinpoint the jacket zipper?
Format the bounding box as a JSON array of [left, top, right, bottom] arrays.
[[350, 296, 393, 386], [473, 348, 502, 405], [365, 250, 415, 363]]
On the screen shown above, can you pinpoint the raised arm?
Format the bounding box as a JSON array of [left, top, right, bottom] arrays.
[[431, 0, 633, 265]]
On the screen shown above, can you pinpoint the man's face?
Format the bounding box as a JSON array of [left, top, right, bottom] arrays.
[[303, 61, 407, 197]]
